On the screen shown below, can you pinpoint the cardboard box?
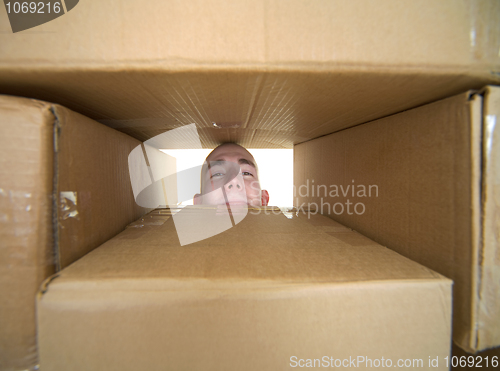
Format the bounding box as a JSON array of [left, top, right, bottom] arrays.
[[294, 87, 500, 353], [0, 0, 499, 148], [38, 208, 452, 371], [1, 1, 499, 367], [0, 96, 147, 370]]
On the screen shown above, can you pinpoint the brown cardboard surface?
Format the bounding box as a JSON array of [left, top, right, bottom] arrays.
[[293, 87, 500, 352], [38, 210, 452, 371], [1, 0, 497, 66], [451, 343, 500, 370], [478, 87, 500, 350], [0, 97, 54, 371], [0, 0, 499, 148], [52, 104, 148, 269], [0, 95, 146, 371]]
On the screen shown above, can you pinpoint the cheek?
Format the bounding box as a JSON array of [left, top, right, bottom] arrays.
[[205, 178, 223, 192], [202, 189, 225, 204], [245, 180, 261, 196]]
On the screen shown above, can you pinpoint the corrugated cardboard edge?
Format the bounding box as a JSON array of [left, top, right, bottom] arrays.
[[464, 90, 484, 353], [476, 86, 500, 351], [463, 86, 500, 353]]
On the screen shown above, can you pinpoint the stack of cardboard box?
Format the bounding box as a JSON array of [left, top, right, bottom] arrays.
[[0, 96, 147, 370], [295, 87, 500, 353], [0, 0, 499, 370]]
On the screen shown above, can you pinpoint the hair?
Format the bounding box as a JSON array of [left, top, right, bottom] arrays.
[[206, 142, 247, 158]]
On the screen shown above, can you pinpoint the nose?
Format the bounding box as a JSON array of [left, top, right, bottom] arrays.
[[224, 172, 244, 192]]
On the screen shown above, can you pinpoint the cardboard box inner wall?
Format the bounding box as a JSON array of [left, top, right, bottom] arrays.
[[0, 96, 147, 371], [0, 0, 499, 148], [294, 87, 500, 353], [38, 209, 452, 371]]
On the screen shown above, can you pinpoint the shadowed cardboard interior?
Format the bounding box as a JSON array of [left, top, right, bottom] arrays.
[[37, 210, 452, 371], [294, 87, 500, 353], [1, 70, 498, 148]]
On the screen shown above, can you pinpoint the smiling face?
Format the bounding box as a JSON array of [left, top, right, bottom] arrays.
[[194, 143, 269, 206]]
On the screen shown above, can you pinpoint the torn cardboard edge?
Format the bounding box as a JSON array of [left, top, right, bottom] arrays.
[[39, 274, 60, 296]]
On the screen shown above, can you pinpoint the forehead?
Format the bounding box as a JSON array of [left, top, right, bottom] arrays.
[[206, 144, 255, 165]]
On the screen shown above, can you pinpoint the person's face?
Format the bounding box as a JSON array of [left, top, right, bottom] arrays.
[[195, 144, 268, 206]]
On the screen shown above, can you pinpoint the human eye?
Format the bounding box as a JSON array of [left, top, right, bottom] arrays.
[[242, 171, 254, 177], [210, 172, 225, 179]]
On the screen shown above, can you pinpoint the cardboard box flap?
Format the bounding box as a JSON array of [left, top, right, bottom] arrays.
[[2, 69, 499, 150]]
